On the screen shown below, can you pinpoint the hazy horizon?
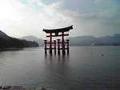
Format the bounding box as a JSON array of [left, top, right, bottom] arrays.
[[0, 0, 120, 38]]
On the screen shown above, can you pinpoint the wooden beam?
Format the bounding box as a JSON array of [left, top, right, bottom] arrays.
[[46, 34, 69, 37], [46, 42, 56, 44], [45, 48, 57, 49]]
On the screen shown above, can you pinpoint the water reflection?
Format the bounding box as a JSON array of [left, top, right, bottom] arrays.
[[43, 54, 71, 90], [0, 47, 120, 90], [44, 54, 69, 64]]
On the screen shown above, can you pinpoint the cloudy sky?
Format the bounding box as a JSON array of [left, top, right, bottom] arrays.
[[0, 0, 120, 38]]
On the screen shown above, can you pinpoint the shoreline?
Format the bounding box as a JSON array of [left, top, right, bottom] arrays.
[[0, 48, 23, 51]]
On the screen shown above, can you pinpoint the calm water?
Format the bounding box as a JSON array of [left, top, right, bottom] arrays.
[[0, 46, 120, 90]]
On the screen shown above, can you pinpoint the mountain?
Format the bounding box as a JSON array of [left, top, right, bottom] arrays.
[[69, 36, 96, 46], [95, 34, 120, 46], [69, 34, 120, 46], [21, 34, 120, 47], [0, 31, 10, 40], [0, 31, 39, 50], [22, 36, 44, 46]]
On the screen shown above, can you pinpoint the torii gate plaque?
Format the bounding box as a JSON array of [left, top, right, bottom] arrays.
[[43, 25, 73, 55]]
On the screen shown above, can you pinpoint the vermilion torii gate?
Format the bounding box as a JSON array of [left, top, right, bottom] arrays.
[[43, 25, 73, 55]]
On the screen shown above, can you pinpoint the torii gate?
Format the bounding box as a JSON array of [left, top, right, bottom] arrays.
[[43, 25, 73, 55]]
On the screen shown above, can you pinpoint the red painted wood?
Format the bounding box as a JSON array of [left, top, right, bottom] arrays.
[[46, 34, 69, 37], [49, 33, 52, 54], [62, 32, 65, 54], [44, 30, 70, 55]]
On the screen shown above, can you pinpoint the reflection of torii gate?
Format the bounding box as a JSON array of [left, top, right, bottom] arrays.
[[43, 25, 73, 55]]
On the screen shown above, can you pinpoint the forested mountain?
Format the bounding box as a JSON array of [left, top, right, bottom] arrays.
[[0, 31, 39, 50]]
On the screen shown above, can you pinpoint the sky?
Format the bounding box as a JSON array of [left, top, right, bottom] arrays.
[[0, 0, 120, 38]]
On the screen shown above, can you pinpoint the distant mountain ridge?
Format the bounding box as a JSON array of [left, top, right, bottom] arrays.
[[69, 34, 120, 46], [22, 36, 44, 46], [0, 31, 39, 50], [22, 34, 120, 46]]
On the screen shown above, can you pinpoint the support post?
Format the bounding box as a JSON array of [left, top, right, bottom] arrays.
[[44, 40, 47, 54], [57, 39, 60, 55], [62, 32, 65, 55], [54, 40, 56, 55], [49, 33, 52, 55], [66, 39, 69, 55]]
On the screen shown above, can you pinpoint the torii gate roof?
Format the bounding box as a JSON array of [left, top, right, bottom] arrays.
[[43, 25, 73, 33]]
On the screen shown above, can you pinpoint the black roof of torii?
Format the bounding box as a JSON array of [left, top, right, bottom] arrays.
[[43, 25, 73, 33]]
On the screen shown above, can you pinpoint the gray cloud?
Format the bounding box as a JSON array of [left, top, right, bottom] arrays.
[[0, 0, 120, 38]]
